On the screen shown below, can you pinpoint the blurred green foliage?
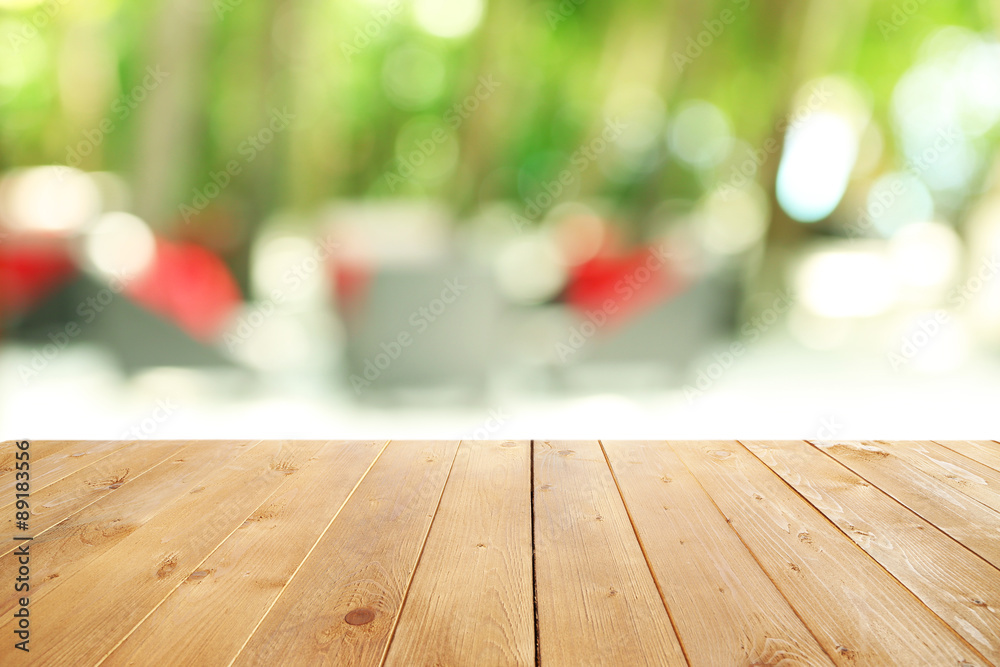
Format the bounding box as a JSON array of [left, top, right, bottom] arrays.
[[0, 0, 995, 231]]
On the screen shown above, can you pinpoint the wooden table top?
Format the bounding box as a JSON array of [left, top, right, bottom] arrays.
[[1, 439, 999, 666]]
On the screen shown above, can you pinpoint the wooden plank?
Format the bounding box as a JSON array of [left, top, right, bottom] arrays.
[[230, 440, 461, 667], [0, 440, 262, 619], [603, 440, 834, 667], [0, 439, 133, 499], [936, 440, 1000, 474], [672, 440, 989, 666], [0, 440, 189, 557], [102, 440, 387, 667], [0, 440, 84, 479], [0, 440, 324, 666], [811, 440, 1000, 569], [533, 440, 687, 666], [384, 440, 534, 667], [867, 440, 1000, 514], [745, 439, 1000, 663]]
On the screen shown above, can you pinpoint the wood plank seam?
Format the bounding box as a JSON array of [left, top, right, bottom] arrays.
[[377, 440, 464, 666], [744, 440, 994, 662], [381, 440, 533, 666], [0, 440, 191, 559], [804, 439, 1000, 573], [877, 440, 1000, 516], [812, 440, 1000, 572], [747, 440, 1000, 663], [98, 440, 389, 667], [0, 440, 106, 480], [533, 440, 688, 665], [0, 439, 269, 624], [94, 465, 298, 665], [530, 439, 540, 667], [677, 441, 992, 664], [224, 439, 391, 667], [93, 440, 360, 666], [598, 440, 692, 667], [932, 440, 1000, 479], [932, 441, 1000, 474], [669, 441, 835, 665], [230, 440, 461, 665], [151, 441, 280, 566], [606, 441, 838, 666], [0, 439, 135, 500], [0, 440, 319, 665]]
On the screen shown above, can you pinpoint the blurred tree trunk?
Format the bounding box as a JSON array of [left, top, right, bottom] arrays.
[[750, 0, 872, 301], [760, 0, 872, 249], [227, 0, 290, 292], [281, 0, 345, 212], [575, 1, 685, 203], [131, 0, 212, 227]]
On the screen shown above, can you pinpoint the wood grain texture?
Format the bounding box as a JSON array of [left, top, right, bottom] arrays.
[[102, 440, 388, 667], [0, 440, 132, 500], [936, 441, 1000, 474], [603, 440, 835, 667], [0, 440, 87, 479], [870, 440, 1000, 515], [745, 439, 1000, 663], [0, 440, 323, 666], [231, 440, 461, 667], [672, 440, 989, 666], [533, 440, 687, 667], [2, 439, 998, 665], [811, 439, 1000, 569], [384, 440, 534, 667], [0, 440, 188, 557], [0, 439, 263, 620]]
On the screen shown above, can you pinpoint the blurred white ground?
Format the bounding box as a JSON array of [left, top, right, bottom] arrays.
[[3, 331, 999, 441]]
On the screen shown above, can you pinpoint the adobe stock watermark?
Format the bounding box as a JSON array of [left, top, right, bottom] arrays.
[[554, 243, 675, 362], [340, 0, 404, 61], [546, 0, 587, 28], [384, 75, 501, 192], [673, 0, 750, 72], [6, 0, 70, 52], [683, 291, 794, 403], [349, 278, 469, 394], [814, 415, 846, 440], [511, 117, 626, 231], [465, 408, 512, 440], [213, 0, 246, 20], [887, 255, 999, 370], [17, 271, 136, 385], [848, 125, 961, 240], [877, 0, 930, 40], [119, 399, 180, 440], [223, 234, 341, 352], [717, 84, 832, 201], [179, 107, 294, 223], [63, 66, 169, 171]]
